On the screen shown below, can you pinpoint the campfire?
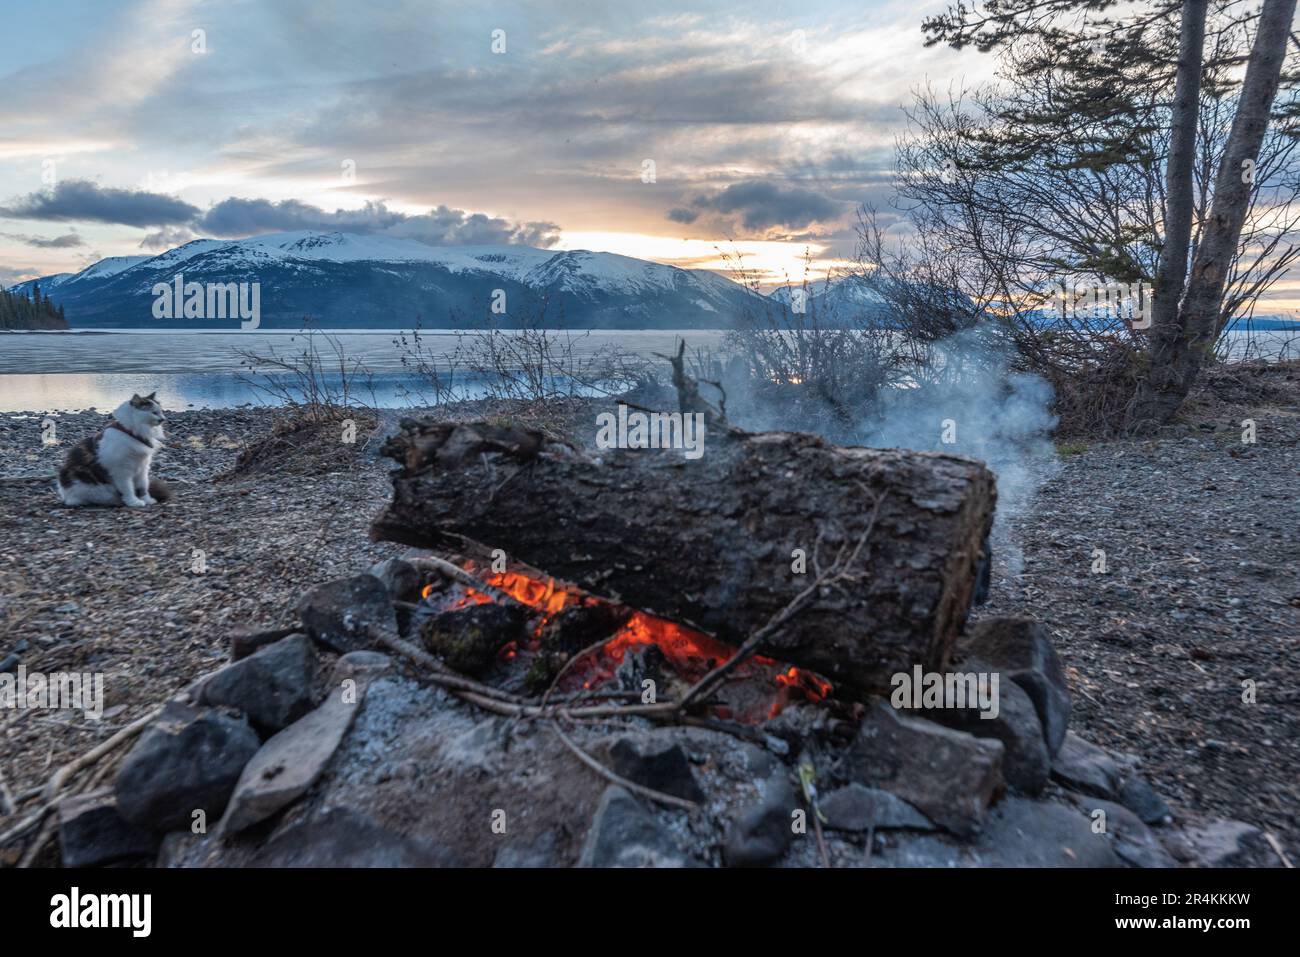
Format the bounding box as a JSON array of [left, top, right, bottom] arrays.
[[411, 560, 833, 724]]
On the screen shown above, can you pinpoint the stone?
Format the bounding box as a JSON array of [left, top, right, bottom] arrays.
[[928, 660, 1050, 795], [1180, 820, 1268, 867], [962, 617, 1071, 755], [330, 650, 396, 684], [298, 573, 395, 654], [1067, 796, 1176, 868], [493, 830, 559, 868], [216, 680, 369, 836], [819, 783, 935, 832], [251, 808, 461, 867], [843, 702, 1004, 837], [609, 736, 705, 804], [420, 602, 525, 677], [115, 702, 260, 831], [1051, 731, 1126, 799], [578, 785, 695, 868], [369, 558, 422, 603], [723, 772, 796, 867], [869, 797, 1121, 867], [229, 625, 298, 662], [539, 602, 630, 654], [58, 788, 160, 867], [201, 633, 317, 735], [1117, 773, 1173, 826]]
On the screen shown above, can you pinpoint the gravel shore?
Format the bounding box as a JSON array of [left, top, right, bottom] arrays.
[[2, 366, 1297, 865]]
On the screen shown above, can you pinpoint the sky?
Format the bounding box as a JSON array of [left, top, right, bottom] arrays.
[[0, 0, 1005, 290]]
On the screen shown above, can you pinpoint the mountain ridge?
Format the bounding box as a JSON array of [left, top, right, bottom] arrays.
[[10, 231, 765, 330]]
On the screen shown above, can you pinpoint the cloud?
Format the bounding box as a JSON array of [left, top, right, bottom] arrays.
[[0, 231, 86, 249], [691, 180, 845, 232], [666, 207, 699, 224], [0, 180, 200, 228], [197, 197, 560, 247], [139, 226, 198, 250]]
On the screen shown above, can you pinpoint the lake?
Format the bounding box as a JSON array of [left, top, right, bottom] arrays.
[[1, 327, 1295, 412], [0, 329, 726, 412]]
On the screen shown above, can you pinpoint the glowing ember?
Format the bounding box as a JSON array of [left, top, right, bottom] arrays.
[[421, 564, 832, 719]]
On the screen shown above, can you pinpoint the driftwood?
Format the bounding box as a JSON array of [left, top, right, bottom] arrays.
[[372, 419, 996, 695]]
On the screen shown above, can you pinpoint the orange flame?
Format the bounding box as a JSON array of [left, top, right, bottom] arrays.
[[421, 565, 832, 716]]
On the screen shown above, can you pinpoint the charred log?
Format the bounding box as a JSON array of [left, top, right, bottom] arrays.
[[372, 419, 996, 695]]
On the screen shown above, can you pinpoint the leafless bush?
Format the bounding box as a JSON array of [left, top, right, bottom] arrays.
[[235, 322, 377, 421], [395, 300, 657, 407]]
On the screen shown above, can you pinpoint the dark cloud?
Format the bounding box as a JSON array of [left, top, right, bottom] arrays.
[[139, 226, 198, 250], [666, 207, 699, 224], [0, 180, 200, 228], [692, 180, 844, 232], [198, 197, 560, 247], [0, 231, 86, 249]]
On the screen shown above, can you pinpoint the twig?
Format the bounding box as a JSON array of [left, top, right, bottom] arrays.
[[0, 765, 14, 817], [1265, 831, 1295, 868], [372, 630, 526, 704], [406, 555, 517, 606], [550, 720, 698, 811], [0, 704, 161, 852]]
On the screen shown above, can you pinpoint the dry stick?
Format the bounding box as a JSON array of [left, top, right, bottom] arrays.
[[0, 764, 15, 817], [407, 555, 517, 606], [0, 704, 163, 851], [539, 634, 615, 712], [373, 630, 526, 704], [550, 719, 697, 811], [1265, 832, 1295, 869]]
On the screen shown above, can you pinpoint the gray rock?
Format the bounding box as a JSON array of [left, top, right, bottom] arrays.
[[216, 679, 369, 836], [420, 602, 526, 677], [58, 788, 160, 867], [610, 736, 705, 804], [369, 558, 422, 603], [869, 797, 1121, 867], [579, 785, 695, 868], [1051, 731, 1128, 799], [1068, 797, 1176, 868], [723, 772, 796, 867], [928, 659, 1050, 795], [493, 830, 559, 868], [252, 808, 461, 867], [1179, 820, 1267, 867], [229, 625, 298, 662], [819, 783, 935, 832], [330, 650, 396, 684], [1118, 773, 1173, 825], [963, 617, 1071, 755], [843, 702, 1004, 838], [115, 702, 260, 831], [298, 573, 395, 654], [201, 633, 317, 735]]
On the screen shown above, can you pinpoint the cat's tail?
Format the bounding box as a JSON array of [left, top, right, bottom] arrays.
[[148, 477, 173, 503]]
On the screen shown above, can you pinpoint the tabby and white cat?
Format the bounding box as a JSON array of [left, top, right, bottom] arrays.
[[57, 393, 170, 507]]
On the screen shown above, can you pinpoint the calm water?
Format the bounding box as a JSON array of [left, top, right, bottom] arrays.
[[0, 327, 1294, 412], [0, 329, 725, 411]]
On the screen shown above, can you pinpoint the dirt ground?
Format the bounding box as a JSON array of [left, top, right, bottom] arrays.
[[1, 368, 1297, 865]]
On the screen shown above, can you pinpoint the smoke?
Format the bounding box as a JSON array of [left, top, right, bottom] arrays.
[[715, 326, 1059, 576]]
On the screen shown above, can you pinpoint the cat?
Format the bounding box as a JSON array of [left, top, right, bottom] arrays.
[[57, 392, 171, 507]]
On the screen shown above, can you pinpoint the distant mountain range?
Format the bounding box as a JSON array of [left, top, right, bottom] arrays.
[[8, 231, 770, 330]]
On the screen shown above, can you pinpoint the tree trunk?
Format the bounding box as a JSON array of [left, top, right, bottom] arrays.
[[371, 419, 997, 696], [1128, 0, 1297, 431], [1148, 0, 1208, 334]]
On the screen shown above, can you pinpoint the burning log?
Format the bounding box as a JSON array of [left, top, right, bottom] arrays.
[[372, 419, 996, 695]]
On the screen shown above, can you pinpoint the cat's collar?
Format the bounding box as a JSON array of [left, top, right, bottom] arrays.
[[104, 420, 156, 449]]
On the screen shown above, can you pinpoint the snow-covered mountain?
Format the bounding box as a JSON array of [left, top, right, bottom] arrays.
[[766, 274, 893, 323], [10, 231, 763, 329]]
